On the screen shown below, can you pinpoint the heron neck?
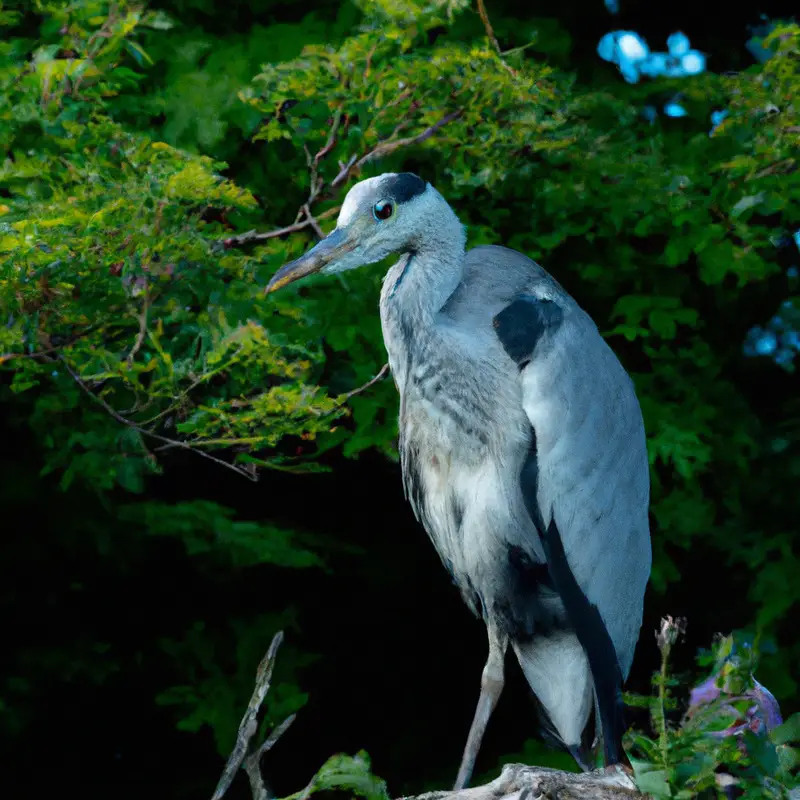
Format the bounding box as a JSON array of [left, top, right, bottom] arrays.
[[379, 237, 464, 391], [384, 230, 466, 322]]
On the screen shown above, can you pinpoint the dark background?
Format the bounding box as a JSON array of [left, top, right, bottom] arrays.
[[2, 0, 798, 797]]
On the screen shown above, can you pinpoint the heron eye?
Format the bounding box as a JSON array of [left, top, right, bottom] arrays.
[[372, 200, 394, 221]]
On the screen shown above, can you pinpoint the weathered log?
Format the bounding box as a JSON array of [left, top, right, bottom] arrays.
[[400, 763, 642, 800]]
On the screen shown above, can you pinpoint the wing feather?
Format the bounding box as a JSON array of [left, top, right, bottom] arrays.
[[493, 292, 651, 677]]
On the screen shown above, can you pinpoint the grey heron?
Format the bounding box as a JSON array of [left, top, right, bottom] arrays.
[[266, 173, 651, 788]]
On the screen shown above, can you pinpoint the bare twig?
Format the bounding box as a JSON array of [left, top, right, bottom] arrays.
[[60, 356, 259, 482], [364, 43, 378, 78], [302, 204, 325, 239], [219, 206, 340, 250], [361, 109, 462, 158], [242, 715, 297, 800], [338, 363, 390, 404], [221, 102, 461, 256], [475, 0, 517, 76], [127, 280, 149, 366], [331, 110, 463, 188], [314, 107, 343, 168], [0, 349, 52, 365], [0, 326, 98, 365], [476, 0, 502, 55], [212, 632, 296, 800], [300, 107, 345, 222], [753, 158, 797, 180], [330, 153, 359, 189]]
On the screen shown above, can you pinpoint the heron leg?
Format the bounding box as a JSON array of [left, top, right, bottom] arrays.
[[453, 625, 508, 790]]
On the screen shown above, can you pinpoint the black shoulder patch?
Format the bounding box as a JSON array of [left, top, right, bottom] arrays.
[[493, 294, 563, 369], [384, 172, 427, 204], [541, 517, 625, 766]]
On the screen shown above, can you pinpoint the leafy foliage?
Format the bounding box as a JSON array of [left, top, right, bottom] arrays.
[[284, 752, 390, 800], [156, 615, 316, 754], [2, 0, 800, 789], [625, 621, 799, 797], [224, 621, 799, 799], [1, 1, 347, 487], [118, 499, 326, 567]]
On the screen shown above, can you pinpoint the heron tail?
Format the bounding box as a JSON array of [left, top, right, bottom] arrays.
[[539, 518, 626, 765]]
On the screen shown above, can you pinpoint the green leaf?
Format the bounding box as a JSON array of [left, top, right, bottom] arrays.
[[299, 752, 389, 800], [629, 758, 672, 797], [772, 713, 800, 746], [124, 39, 153, 65]]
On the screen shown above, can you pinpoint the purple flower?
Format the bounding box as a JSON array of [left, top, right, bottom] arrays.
[[689, 674, 721, 708], [688, 672, 783, 739]]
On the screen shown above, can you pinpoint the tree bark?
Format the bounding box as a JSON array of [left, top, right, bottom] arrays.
[[399, 763, 643, 800]]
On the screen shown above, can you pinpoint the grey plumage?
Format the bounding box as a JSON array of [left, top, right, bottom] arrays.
[[266, 172, 652, 788]]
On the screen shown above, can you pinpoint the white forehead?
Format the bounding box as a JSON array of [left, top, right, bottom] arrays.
[[337, 176, 387, 227]]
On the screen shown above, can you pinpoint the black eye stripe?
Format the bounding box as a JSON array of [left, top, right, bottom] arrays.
[[373, 200, 394, 221], [383, 172, 426, 203]]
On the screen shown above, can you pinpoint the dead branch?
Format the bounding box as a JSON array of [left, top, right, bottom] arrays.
[[212, 631, 296, 800], [60, 356, 259, 482], [402, 763, 641, 800], [308, 106, 344, 207], [330, 154, 359, 189], [331, 110, 463, 188], [215, 634, 643, 800], [302, 204, 326, 239], [242, 716, 297, 800], [337, 363, 390, 404], [476, 0, 502, 56], [364, 43, 378, 78], [475, 0, 517, 76], [220, 103, 463, 254], [218, 206, 341, 251]]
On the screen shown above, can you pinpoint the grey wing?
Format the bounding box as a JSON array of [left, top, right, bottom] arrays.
[[493, 290, 652, 680], [444, 244, 573, 325]]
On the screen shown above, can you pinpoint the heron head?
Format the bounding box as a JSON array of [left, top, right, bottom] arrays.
[[265, 172, 432, 293]]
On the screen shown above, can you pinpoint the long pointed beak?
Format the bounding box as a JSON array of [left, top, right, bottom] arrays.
[[265, 227, 354, 293]]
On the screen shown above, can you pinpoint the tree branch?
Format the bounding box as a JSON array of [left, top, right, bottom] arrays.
[[218, 206, 341, 251], [402, 763, 641, 800], [0, 326, 98, 365], [212, 631, 296, 800], [302, 204, 325, 239], [215, 636, 643, 800], [337, 363, 390, 404], [307, 106, 344, 208], [476, 0, 502, 56], [242, 715, 297, 800], [475, 0, 517, 76], [219, 106, 463, 253], [60, 356, 259, 482], [330, 110, 463, 188]]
